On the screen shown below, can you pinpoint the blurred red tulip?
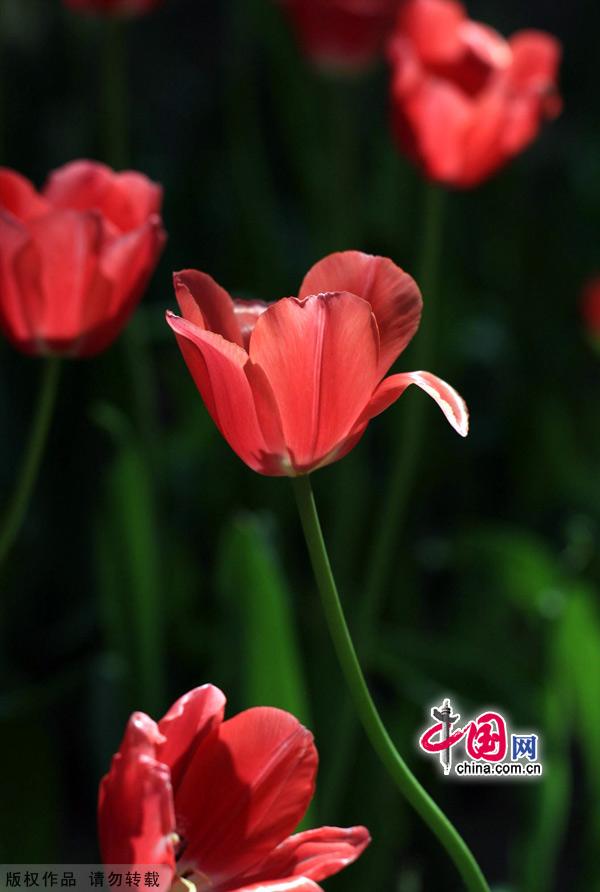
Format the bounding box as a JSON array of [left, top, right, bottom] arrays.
[[0, 161, 165, 357], [581, 277, 600, 339], [388, 0, 562, 187], [279, 0, 400, 72], [167, 251, 468, 476], [64, 0, 163, 16], [99, 685, 370, 890]]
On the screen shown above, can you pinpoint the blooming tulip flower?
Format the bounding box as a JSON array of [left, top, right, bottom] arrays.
[[64, 0, 163, 16], [581, 277, 600, 340], [388, 0, 562, 188], [99, 685, 370, 890], [0, 160, 165, 356], [167, 251, 468, 476], [279, 0, 400, 73]]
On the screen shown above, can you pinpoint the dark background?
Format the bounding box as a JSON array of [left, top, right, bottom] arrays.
[[0, 1, 599, 890]]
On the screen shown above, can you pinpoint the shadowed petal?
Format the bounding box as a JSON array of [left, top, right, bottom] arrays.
[[175, 708, 317, 885], [229, 879, 322, 892], [298, 251, 422, 376], [358, 370, 469, 436], [174, 270, 244, 346], [157, 685, 226, 794]]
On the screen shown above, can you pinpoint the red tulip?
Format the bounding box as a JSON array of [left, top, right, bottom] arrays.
[[388, 0, 562, 188], [166, 251, 468, 476], [279, 0, 400, 72], [0, 161, 165, 357], [581, 277, 600, 339], [99, 685, 370, 890], [64, 0, 163, 16]]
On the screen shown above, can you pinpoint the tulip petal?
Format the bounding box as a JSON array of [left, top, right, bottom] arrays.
[[12, 210, 114, 356], [298, 251, 422, 376], [44, 160, 162, 232], [174, 270, 243, 346], [359, 370, 469, 436], [175, 708, 317, 885], [249, 293, 380, 473], [157, 685, 226, 793], [0, 213, 35, 351], [239, 826, 370, 885], [0, 168, 48, 220], [167, 313, 284, 474], [98, 712, 176, 875], [229, 879, 322, 892]]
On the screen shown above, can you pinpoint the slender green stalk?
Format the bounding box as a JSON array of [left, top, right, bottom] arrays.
[[363, 181, 446, 617], [292, 474, 489, 892], [0, 358, 61, 569]]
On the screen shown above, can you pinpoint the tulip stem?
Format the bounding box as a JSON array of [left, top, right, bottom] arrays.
[[0, 357, 61, 570], [291, 474, 489, 892]]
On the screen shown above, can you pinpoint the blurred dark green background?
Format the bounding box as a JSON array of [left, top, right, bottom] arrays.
[[0, 1, 599, 890]]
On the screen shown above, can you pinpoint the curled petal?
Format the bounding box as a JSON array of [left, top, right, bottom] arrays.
[[230, 879, 322, 892], [174, 270, 243, 346], [359, 370, 469, 436], [298, 251, 422, 376], [175, 708, 318, 885]]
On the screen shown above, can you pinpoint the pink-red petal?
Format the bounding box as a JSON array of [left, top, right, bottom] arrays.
[[0, 168, 48, 220], [298, 251, 422, 376], [174, 270, 243, 346], [359, 370, 469, 436], [44, 160, 162, 233], [157, 685, 226, 793], [175, 708, 317, 885], [249, 293, 380, 473], [166, 313, 283, 474], [239, 826, 370, 885], [98, 713, 176, 875]]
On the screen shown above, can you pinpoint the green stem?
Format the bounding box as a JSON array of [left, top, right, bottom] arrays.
[[363, 181, 445, 618], [0, 358, 61, 569], [291, 475, 489, 892]]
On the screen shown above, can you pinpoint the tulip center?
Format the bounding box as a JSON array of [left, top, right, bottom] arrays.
[[172, 871, 214, 892]]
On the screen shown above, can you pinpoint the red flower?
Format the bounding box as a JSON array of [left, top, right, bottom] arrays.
[[0, 161, 165, 357], [388, 0, 562, 187], [581, 277, 600, 339], [64, 0, 163, 16], [99, 685, 370, 891], [279, 0, 400, 72], [166, 251, 468, 476]]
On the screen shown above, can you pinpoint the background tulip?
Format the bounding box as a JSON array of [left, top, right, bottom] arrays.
[[278, 0, 400, 72], [99, 685, 370, 890], [166, 251, 468, 476], [388, 0, 562, 187], [0, 161, 165, 357]]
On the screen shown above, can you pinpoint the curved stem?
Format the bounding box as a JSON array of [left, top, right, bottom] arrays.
[[0, 357, 61, 569], [291, 474, 489, 892]]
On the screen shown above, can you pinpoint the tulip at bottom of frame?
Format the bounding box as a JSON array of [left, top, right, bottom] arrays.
[[98, 685, 370, 891]]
